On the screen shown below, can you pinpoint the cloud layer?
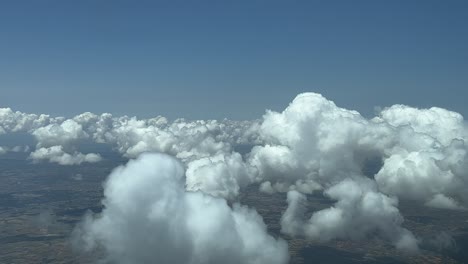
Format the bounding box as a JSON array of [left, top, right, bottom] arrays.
[[2, 91, 468, 254]]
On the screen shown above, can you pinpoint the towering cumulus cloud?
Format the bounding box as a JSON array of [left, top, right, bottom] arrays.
[[244, 93, 467, 251], [245, 94, 418, 251], [73, 153, 289, 264], [374, 105, 468, 209], [249, 93, 380, 192]]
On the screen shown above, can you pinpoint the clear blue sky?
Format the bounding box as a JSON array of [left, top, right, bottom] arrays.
[[1, 0, 467, 119]]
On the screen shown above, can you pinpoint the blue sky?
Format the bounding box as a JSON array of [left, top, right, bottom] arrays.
[[1, 0, 467, 119]]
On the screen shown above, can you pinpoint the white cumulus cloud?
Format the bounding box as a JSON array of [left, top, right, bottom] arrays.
[[29, 146, 101, 165], [73, 153, 289, 264]]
